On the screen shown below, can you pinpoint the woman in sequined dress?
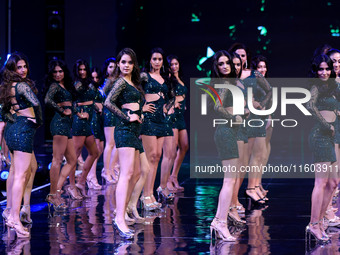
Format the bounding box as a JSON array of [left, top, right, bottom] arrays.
[[306, 54, 338, 242], [140, 48, 174, 209], [45, 59, 77, 209], [104, 48, 147, 239], [87, 67, 104, 190], [0, 52, 42, 238], [229, 43, 272, 204], [68, 59, 98, 199], [166, 55, 189, 192], [102, 58, 119, 184], [210, 50, 241, 242]]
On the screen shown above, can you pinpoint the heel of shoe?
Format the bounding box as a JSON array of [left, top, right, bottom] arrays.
[[112, 220, 134, 239]]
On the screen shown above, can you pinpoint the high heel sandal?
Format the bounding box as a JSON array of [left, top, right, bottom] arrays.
[[46, 193, 68, 212], [255, 186, 268, 201], [86, 177, 102, 190], [156, 186, 174, 202], [6, 220, 30, 238], [140, 196, 158, 211], [67, 186, 83, 200], [228, 207, 246, 225], [127, 206, 145, 224], [150, 195, 162, 208], [112, 219, 134, 239], [245, 188, 265, 204], [258, 183, 268, 196], [101, 168, 116, 184], [210, 218, 236, 242], [236, 204, 245, 214], [169, 176, 184, 191], [76, 183, 88, 198], [19, 205, 33, 224], [305, 222, 329, 243], [2, 207, 10, 222]]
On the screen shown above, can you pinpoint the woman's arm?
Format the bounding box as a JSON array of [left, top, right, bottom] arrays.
[[307, 85, 332, 130], [104, 78, 130, 122], [254, 70, 272, 108], [44, 83, 65, 114], [17, 82, 43, 126]]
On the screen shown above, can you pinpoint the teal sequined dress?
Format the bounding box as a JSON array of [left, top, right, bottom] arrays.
[[141, 73, 173, 137], [72, 82, 96, 137], [5, 82, 42, 153], [91, 88, 105, 141], [173, 82, 187, 130], [239, 70, 272, 138], [214, 83, 240, 160], [45, 82, 73, 139], [104, 78, 144, 152], [307, 84, 337, 163]]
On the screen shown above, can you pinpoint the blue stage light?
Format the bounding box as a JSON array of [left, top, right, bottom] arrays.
[[0, 169, 9, 181]]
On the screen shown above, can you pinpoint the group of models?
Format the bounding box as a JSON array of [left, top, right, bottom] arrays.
[[2, 42, 340, 243], [0, 48, 189, 239], [209, 43, 340, 244]]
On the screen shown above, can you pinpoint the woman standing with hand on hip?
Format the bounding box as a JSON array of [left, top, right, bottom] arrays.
[[104, 48, 145, 239], [45, 59, 77, 210]]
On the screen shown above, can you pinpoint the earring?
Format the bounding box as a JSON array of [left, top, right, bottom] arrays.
[[150, 63, 152, 71], [162, 66, 165, 72]]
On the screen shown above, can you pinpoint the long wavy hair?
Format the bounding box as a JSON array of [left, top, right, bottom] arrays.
[[308, 54, 336, 96], [211, 50, 236, 78], [113, 48, 144, 95], [45, 59, 76, 99], [73, 59, 92, 91], [0, 52, 37, 113]]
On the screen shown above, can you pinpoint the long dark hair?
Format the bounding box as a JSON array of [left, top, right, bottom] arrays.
[[252, 55, 268, 77], [73, 59, 92, 90], [211, 50, 236, 78], [144, 47, 169, 79], [113, 48, 144, 95], [0, 52, 37, 113], [167, 55, 183, 101], [102, 57, 116, 79], [230, 52, 243, 78], [308, 54, 336, 96], [45, 59, 76, 98], [90, 67, 102, 89]]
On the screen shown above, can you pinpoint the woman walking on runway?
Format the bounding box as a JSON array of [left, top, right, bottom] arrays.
[[210, 50, 241, 242]]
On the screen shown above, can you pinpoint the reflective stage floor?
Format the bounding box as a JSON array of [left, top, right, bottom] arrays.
[[0, 166, 339, 254]]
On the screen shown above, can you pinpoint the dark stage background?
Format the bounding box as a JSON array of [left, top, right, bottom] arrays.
[[0, 0, 339, 154]]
